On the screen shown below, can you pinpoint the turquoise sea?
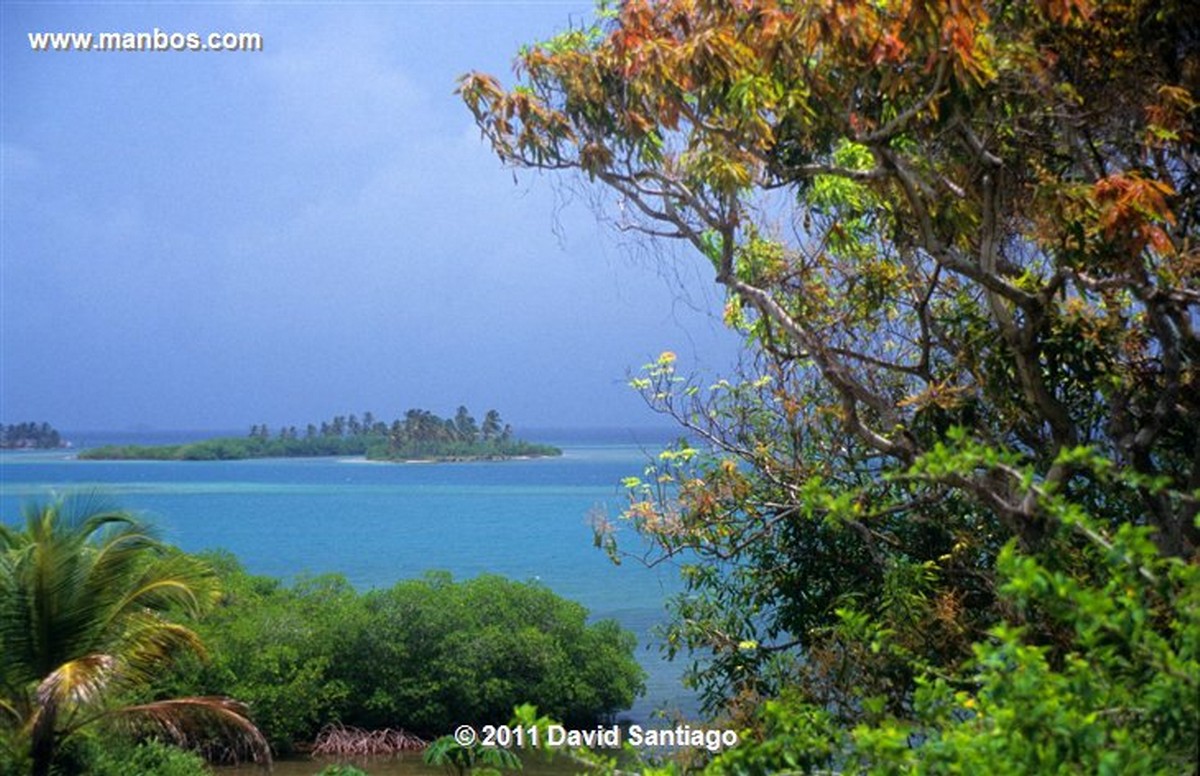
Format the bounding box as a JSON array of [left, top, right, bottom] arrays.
[[0, 428, 697, 727]]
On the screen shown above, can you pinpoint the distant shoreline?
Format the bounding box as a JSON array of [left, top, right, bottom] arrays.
[[77, 445, 563, 463], [74, 408, 567, 462], [76, 434, 562, 464]]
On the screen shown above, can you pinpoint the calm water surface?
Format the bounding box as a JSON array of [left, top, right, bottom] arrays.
[[0, 428, 697, 723]]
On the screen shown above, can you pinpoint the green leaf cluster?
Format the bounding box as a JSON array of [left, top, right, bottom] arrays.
[[61, 737, 211, 776], [710, 487, 1198, 774]]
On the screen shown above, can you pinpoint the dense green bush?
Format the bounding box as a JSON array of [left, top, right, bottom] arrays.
[[159, 558, 359, 753], [81, 739, 211, 776], [164, 556, 644, 752], [21, 735, 212, 776], [333, 572, 644, 733], [0, 732, 30, 776]]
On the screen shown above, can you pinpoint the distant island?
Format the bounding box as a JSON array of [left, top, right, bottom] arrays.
[[77, 408, 561, 462], [1, 422, 66, 449]]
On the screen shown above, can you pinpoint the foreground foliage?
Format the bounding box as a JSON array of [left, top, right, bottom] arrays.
[[706, 451, 1198, 774], [424, 734, 523, 776], [62, 737, 211, 776], [162, 558, 645, 753], [463, 0, 1198, 770], [0, 496, 269, 776]]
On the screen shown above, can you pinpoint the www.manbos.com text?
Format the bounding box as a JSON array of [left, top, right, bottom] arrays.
[[28, 28, 263, 53]]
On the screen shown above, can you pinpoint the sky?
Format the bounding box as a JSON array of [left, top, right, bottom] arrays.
[[0, 1, 741, 432]]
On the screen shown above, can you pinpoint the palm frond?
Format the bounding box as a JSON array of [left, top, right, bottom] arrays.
[[0, 522, 21, 551], [1, 494, 273, 772], [34, 654, 116, 712], [19, 492, 139, 546], [30, 654, 116, 741], [1, 496, 214, 680], [116, 616, 208, 687], [104, 551, 221, 624], [2, 494, 269, 773], [108, 697, 272, 767]]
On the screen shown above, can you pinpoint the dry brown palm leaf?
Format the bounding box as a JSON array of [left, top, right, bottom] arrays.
[[109, 696, 272, 767]]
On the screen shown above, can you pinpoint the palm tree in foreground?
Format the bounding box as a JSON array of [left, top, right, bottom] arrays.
[[0, 494, 270, 775]]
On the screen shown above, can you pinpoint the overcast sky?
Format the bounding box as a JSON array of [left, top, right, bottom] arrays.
[[1, 2, 740, 432]]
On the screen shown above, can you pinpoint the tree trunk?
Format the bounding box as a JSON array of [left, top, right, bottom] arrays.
[[30, 704, 56, 776]]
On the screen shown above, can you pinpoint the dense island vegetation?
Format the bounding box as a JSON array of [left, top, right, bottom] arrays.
[[0, 496, 644, 775], [0, 422, 64, 450], [78, 407, 561, 462], [463, 0, 1198, 772]]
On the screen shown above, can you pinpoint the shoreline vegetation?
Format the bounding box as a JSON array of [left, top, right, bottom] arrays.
[[77, 407, 562, 462], [0, 497, 645, 775]]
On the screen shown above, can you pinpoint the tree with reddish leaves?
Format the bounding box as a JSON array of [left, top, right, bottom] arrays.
[[463, 1, 1197, 770]]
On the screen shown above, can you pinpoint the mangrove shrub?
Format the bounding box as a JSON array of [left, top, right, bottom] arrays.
[[165, 558, 645, 751]]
